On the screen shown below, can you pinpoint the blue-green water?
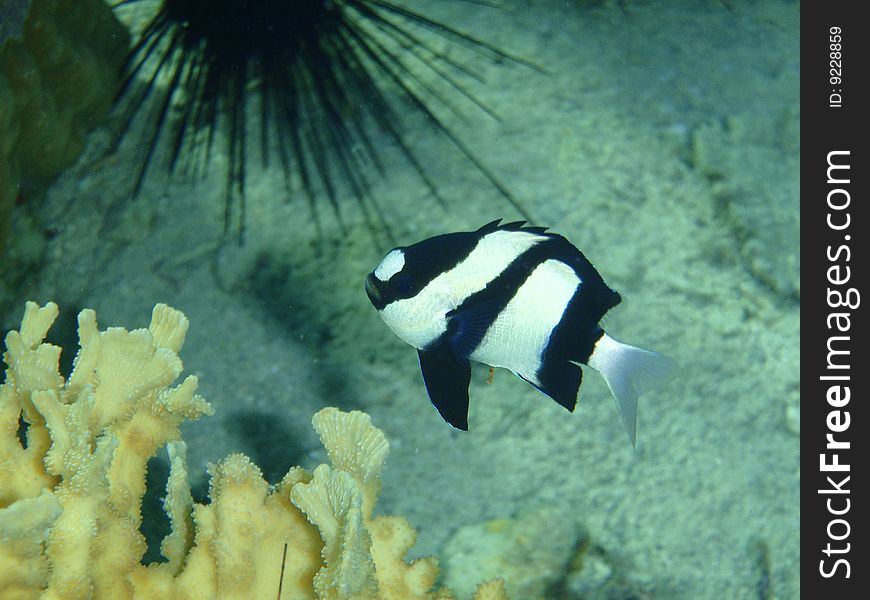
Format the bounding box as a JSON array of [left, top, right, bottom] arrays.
[[3, 1, 799, 597]]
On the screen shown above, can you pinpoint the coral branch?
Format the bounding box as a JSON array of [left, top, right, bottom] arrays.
[[0, 302, 506, 599]]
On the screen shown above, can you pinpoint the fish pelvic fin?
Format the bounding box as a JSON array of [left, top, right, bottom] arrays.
[[418, 344, 471, 430], [578, 333, 677, 448]]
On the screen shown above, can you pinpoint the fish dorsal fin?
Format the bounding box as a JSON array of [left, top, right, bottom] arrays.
[[477, 219, 504, 233], [476, 219, 549, 236], [418, 344, 472, 430], [499, 220, 527, 230]]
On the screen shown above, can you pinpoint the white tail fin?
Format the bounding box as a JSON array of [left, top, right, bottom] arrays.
[[580, 333, 677, 447]]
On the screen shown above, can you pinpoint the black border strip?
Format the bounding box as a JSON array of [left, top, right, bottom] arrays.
[[803, 3, 867, 595]]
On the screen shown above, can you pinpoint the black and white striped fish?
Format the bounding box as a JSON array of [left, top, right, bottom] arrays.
[[364, 220, 675, 445]]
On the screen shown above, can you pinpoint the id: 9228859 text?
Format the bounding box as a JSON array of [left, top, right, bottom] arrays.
[[829, 26, 843, 108]]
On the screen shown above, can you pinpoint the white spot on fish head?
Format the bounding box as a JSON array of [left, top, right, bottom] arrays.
[[374, 249, 405, 282]]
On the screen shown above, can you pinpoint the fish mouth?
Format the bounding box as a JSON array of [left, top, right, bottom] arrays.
[[365, 273, 386, 309]]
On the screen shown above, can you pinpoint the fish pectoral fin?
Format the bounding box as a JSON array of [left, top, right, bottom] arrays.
[[445, 297, 503, 359], [418, 344, 472, 430]]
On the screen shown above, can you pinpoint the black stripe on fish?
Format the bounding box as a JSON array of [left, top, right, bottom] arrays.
[[370, 220, 542, 309], [534, 298, 609, 412], [373, 230, 482, 306], [438, 233, 619, 360], [402, 219, 541, 296]]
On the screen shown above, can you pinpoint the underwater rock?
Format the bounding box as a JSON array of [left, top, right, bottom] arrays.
[[0, 0, 128, 312], [442, 506, 580, 600], [564, 551, 613, 598]]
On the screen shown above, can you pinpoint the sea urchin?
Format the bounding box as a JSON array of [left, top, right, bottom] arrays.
[[111, 0, 538, 242]]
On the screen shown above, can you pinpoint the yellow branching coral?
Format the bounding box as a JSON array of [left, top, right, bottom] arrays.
[[0, 302, 507, 600]]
